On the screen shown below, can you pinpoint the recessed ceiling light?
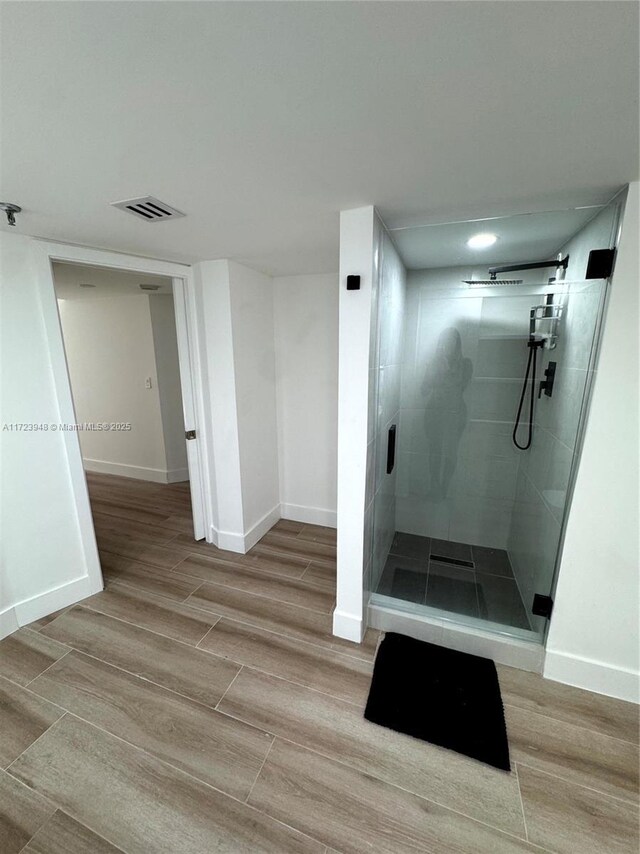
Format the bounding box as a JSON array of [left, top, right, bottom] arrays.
[[467, 232, 498, 250]]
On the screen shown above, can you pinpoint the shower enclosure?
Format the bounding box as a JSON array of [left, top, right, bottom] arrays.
[[367, 201, 621, 645]]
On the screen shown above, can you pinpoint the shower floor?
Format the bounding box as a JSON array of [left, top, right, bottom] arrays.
[[375, 533, 531, 631]]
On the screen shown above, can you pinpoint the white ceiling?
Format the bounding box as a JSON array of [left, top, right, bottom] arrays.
[[392, 206, 605, 270], [1, 3, 638, 276], [53, 262, 172, 301]]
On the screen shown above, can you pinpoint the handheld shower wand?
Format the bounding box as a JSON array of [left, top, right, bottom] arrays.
[[512, 337, 543, 450], [513, 294, 561, 449]]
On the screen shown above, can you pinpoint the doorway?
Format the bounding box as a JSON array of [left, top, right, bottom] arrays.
[[33, 241, 211, 598], [52, 261, 200, 573]]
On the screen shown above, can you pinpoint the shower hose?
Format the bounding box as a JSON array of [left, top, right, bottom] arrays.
[[512, 340, 541, 450]]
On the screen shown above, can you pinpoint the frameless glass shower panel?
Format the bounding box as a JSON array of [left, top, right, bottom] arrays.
[[368, 230, 407, 598], [508, 279, 607, 636], [370, 277, 607, 642]]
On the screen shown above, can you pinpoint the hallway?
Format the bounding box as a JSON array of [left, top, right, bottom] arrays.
[[0, 474, 637, 853]]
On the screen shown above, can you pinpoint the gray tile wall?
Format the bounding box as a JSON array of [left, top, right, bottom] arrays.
[[395, 267, 536, 549]]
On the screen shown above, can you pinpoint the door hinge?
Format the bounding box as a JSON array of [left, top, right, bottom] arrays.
[[185, 429, 196, 440], [586, 247, 616, 279], [532, 593, 553, 619]]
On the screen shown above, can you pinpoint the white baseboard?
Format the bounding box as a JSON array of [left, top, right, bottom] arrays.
[[13, 574, 103, 629], [0, 606, 19, 640], [206, 503, 335, 556], [166, 467, 189, 483], [544, 649, 640, 704], [244, 504, 282, 551], [216, 530, 246, 553], [280, 502, 337, 528], [332, 608, 363, 643], [84, 458, 186, 484], [214, 504, 282, 554]]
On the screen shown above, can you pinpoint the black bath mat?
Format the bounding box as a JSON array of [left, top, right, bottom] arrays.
[[364, 632, 510, 771]]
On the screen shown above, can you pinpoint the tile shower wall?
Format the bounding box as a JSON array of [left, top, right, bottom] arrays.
[[508, 204, 618, 632], [396, 266, 536, 550], [367, 227, 406, 593]]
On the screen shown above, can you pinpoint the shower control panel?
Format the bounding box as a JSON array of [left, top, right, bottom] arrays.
[[538, 361, 557, 398]]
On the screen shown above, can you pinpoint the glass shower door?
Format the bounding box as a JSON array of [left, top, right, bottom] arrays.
[[370, 278, 607, 642]]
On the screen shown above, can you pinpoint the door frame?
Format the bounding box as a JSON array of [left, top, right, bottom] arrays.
[[32, 239, 213, 592]]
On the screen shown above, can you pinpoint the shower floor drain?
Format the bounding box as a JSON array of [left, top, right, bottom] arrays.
[[430, 554, 475, 569]]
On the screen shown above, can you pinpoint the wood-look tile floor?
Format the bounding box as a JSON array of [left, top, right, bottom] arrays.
[[1, 473, 638, 853]]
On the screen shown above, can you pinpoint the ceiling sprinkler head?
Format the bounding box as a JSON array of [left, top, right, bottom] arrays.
[[0, 202, 21, 226]]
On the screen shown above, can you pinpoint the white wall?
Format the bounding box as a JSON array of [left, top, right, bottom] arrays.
[[58, 295, 166, 479], [0, 233, 102, 638], [335, 206, 377, 642], [195, 262, 339, 550], [58, 293, 188, 483], [274, 274, 339, 527], [545, 183, 639, 702], [228, 261, 280, 540], [192, 259, 280, 552], [193, 260, 244, 548], [149, 294, 189, 477]]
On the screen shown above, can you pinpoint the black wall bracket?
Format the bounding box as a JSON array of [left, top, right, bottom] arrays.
[[489, 255, 569, 279], [346, 275, 361, 290]]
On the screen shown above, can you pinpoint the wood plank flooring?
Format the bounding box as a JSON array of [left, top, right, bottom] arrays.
[[1, 471, 638, 853]]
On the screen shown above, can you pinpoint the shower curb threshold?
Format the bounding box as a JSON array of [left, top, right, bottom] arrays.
[[368, 603, 545, 673]]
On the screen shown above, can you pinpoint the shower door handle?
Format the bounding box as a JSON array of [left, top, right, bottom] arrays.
[[386, 425, 397, 474]]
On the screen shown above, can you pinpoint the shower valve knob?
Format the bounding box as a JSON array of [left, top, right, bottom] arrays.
[[538, 361, 557, 398]]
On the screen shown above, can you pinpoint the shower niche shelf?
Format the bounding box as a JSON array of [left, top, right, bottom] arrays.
[[530, 302, 563, 349]]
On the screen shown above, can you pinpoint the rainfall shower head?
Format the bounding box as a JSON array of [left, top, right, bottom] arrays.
[[464, 279, 524, 287], [464, 255, 569, 288]]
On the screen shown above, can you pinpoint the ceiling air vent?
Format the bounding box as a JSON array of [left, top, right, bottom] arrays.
[[110, 196, 185, 223]]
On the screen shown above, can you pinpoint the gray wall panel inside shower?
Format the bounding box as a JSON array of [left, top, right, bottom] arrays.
[[396, 270, 536, 550]]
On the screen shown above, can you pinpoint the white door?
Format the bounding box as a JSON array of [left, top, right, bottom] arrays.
[[171, 277, 207, 539]]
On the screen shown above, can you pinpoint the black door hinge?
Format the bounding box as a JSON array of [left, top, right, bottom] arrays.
[[586, 248, 616, 279], [532, 593, 553, 619], [185, 430, 196, 440]]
